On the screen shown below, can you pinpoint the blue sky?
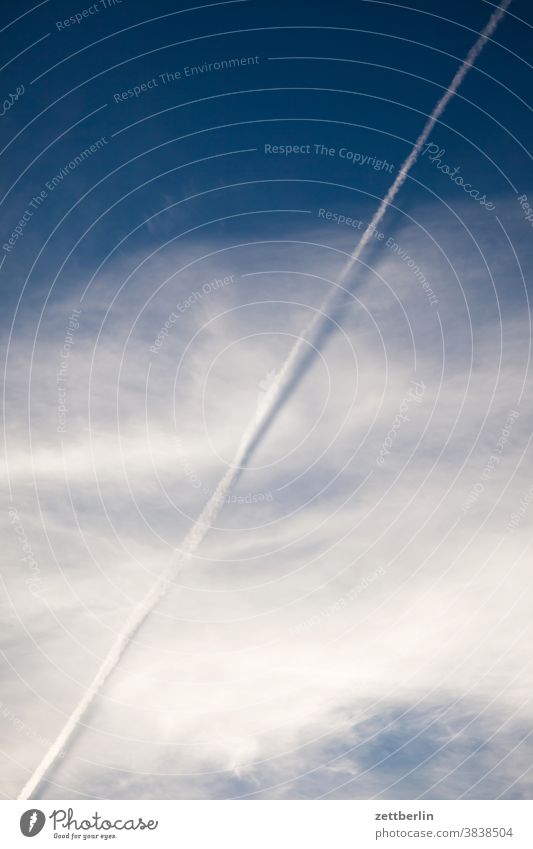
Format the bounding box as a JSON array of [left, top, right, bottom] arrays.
[[1, 0, 532, 800]]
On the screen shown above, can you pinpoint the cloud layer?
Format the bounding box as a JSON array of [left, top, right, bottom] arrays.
[[2, 203, 532, 799]]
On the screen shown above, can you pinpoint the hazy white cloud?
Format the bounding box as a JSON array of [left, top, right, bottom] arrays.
[[2, 207, 532, 799]]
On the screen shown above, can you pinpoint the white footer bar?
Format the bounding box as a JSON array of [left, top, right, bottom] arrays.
[[2, 799, 531, 847]]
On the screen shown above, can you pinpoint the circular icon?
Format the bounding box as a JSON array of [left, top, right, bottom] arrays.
[[20, 810, 46, 837]]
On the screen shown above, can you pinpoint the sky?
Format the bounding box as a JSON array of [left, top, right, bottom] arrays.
[[1, 0, 532, 800]]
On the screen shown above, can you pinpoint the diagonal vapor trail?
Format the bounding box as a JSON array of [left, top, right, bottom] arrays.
[[18, 0, 512, 801]]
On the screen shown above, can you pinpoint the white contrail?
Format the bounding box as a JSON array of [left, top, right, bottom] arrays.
[[18, 0, 511, 800], [265, 0, 514, 375], [16, 379, 286, 802]]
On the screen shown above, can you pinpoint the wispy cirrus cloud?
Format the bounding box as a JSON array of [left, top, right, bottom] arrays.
[[2, 204, 532, 798]]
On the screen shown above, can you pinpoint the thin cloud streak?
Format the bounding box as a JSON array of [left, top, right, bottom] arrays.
[[17, 0, 512, 800]]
